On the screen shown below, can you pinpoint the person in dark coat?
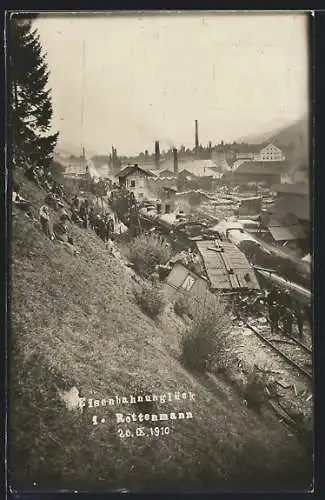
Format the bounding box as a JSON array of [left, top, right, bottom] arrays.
[[266, 288, 280, 335], [281, 305, 294, 337], [305, 304, 312, 328], [72, 195, 80, 211], [25, 165, 41, 186], [71, 209, 83, 227], [94, 215, 106, 241], [88, 207, 96, 230], [108, 216, 114, 235], [293, 299, 305, 338], [103, 214, 113, 241], [280, 290, 294, 336], [79, 199, 89, 228]]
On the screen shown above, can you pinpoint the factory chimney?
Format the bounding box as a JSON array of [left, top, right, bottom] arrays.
[[154, 140, 160, 169], [195, 120, 199, 155], [173, 147, 178, 176]]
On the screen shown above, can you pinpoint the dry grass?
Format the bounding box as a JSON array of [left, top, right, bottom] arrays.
[[9, 169, 313, 492], [173, 294, 189, 317], [181, 294, 232, 373], [133, 281, 166, 318], [243, 367, 268, 414]]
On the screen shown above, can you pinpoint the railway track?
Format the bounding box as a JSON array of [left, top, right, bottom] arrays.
[[245, 322, 313, 381]]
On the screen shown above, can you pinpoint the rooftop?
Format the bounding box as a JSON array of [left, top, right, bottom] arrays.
[[238, 161, 287, 174], [158, 169, 175, 178], [262, 213, 306, 241], [118, 164, 157, 179]]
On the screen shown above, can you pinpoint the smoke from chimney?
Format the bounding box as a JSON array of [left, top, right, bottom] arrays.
[[173, 148, 178, 176]]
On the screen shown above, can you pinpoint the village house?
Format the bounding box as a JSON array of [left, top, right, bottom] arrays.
[[57, 154, 88, 177], [117, 164, 156, 200]]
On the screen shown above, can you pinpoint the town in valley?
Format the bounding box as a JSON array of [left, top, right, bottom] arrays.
[[10, 12, 312, 493]]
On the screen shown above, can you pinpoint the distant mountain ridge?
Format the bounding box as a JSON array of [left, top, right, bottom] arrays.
[[239, 115, 309, 172], [269, 115, 309, 171]]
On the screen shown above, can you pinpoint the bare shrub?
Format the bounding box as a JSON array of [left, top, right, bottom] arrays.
[[134, 281, 166, 318], [244, 367, 267, 413], [129, 234, 172, 278], [173, 294, 189, 317], [181, 293, 231, 372]]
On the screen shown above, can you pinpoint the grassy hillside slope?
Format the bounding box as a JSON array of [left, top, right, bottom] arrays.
[[10, 170, 312, 492]]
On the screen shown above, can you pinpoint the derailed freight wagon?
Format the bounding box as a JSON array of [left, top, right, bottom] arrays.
[[163, 238, 260, 314], [195, 239, 260, 296]]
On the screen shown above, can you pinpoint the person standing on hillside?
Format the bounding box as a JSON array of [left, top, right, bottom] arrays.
[[39, 204, 54, 240], [72, 195, 80, 211], [108, 216, 115, 237], [79, 199, 89, 228], [53, 214, 70, 243]]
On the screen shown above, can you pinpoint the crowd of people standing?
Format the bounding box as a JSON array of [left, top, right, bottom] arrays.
[[14, 161, 121, 252], [70, 195, 116, 242], [236, 287, 310, 339]]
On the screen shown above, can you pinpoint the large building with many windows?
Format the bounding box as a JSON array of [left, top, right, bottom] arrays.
[[257, 143, 286, 162]]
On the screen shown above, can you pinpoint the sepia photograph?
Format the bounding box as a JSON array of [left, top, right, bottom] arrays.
[[8, 10, 313, 493]]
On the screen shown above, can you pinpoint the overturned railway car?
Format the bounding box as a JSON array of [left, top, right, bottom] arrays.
[[195, 239, 260, 295], [212, 221, 311, 290]]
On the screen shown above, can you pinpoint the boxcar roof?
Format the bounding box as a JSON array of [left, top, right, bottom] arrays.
[[196, 240, 260, 291]]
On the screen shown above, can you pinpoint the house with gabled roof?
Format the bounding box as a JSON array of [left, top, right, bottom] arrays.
[[118, 164, 157, 200], [257, 143, 286, 162]]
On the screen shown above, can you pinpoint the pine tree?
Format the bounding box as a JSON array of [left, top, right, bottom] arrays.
[[10, 15, 59, 170]]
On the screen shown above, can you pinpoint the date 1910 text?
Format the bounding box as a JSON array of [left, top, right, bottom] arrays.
[[118, 426, 170, 438]]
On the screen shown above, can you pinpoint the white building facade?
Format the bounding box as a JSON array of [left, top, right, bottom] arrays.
[[257, 143, 286, 162], [119, 167, 155, 200]]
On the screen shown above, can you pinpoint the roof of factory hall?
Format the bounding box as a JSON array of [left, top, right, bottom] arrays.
[[263, 213, 306, 241], [158, 158, 221, 178], [118, 164, 157, 178], [196, 239, 260, 291], [230, 161, 287, 175], [158, 169, 175, 178]]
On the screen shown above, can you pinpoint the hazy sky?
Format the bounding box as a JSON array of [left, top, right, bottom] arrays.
[[34, 12, 309, 156]]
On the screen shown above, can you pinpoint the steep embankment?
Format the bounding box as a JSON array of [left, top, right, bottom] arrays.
[[10, 170, 312, 492]]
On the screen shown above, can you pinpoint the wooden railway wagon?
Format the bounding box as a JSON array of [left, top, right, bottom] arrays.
[[195, 239, 260, 295], [213, 221, 311, 291]]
